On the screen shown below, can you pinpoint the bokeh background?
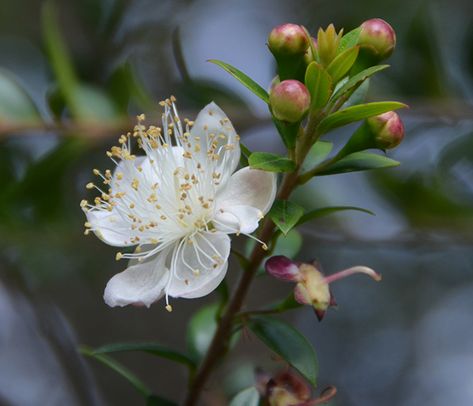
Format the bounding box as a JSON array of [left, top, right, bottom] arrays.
[[1, 0, 473, 405]]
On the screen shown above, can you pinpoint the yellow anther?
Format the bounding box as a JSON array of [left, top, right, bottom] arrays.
[[80, 199, 88, 208], [84, 222, 92, 228], [131, 178, 139, 190], [86, 182, 95, 189], [262, 243, 269, 251], [165, 304, 173, 312], [93, 169, 100, 176], [116, 252, 123, 261]]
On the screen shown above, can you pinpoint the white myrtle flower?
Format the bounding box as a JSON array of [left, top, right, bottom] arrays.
[[82, 98, 277, 310]]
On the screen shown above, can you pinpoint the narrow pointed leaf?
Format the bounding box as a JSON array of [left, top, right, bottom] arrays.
[[239, 142, 252, 167], [229, 387, 259, 406], [318, 101, 407, 134], [331, 65, 389, 102], [338, 27, 361, 53], [297, 206, 375, 226], [326, 46, 359, 83], [316, 152, 400, 176], [248, 316, 318, 386], [209, 59, 269, 103], [304, 62, 333, 109], [92, 342, 196, 368], [269, 200, 305, 235], [302, 141, 333, 171], [249, 152, 296, 173]]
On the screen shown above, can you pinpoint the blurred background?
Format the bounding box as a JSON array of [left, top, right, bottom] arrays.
[[1, 0, 473, 405]]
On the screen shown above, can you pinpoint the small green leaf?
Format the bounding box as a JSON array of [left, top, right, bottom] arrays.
[[248, 316, 318, 386], [92, 342, 196, 368], [209, 59, 269, 103], [326, 46, 359, 83], [338, 27, 361, 53], [331, 65, 389, 102], [240, 143, 252, 167], [229, 387, 259, 406], [304, 62, 333, 109], [302, 141, 333, 171], [318, 101, 407, 135], [316, 152, 400, 176], [0, 69, 41, 123], [249, 152, 296, 173], [80, 346, 176, 405], [274, 229, 303, 258], [297, 206, 375, 226], [269, 200, 305, 235]]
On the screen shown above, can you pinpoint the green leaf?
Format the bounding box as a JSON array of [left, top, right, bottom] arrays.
[[239, 143, 252, 167], [331, 65, 389, 102], [316, 152, 400, 176], [229, 387, 259, 406], [80, 346, 176, 405], [302, 141, 333, 171], [92, 342, 196, 369], [318, 101, 407, 135], [72, 85, 118, 121], [209, 59, 269, 103], [273, 119, 300, 149], [249, 152, 296, 173], [326, 46, 359, 83], [274, 229, 303, 258], [338, 27, 361, 53], [297, 206, 375, 226], [271, 293, 302, 312], [304, 62, 333, 109], [248, 316, 318, 386], [269, 200, 305, 235], [187, 303, 219, 361], [0, 68, 41, 124]]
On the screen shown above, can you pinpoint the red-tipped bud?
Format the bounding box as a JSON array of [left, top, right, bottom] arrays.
[[268, 24, 309, 56], [269, 80, 310, 122], [265, 255, 301, 281], [359, 18, 396, 61], [367, 111, 405, 149]]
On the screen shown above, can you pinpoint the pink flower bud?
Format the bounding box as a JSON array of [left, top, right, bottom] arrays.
[[265, 255, 300, 282], [359, 18, 396, 60], [268, 24, 309, 56], [367, 111, 405, 149], [269, 80, 310, 122]]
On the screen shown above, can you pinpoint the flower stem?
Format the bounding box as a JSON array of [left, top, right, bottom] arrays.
[[183, 170, 299, 405]]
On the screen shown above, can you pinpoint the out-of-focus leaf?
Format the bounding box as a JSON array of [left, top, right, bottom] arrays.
[[249, 152, 296, 173], [305, 62, 333, 109], [187, 303, 219, 361], [302, 141, 333, 171], [338, 27, 361, 53], [80, 346, 176, 405], [209, 60, 269, 103], [331, 65, 389, 102], [271, 294, 302, 312], [273, 119, 300, 149], [248, 316, 318, 386], [297, 206, 375, 226], [0, 69, 41, 124], [318, 101, 407, 134], [326, 46, 359, 83], [273, 229, 303, 258], [316, 152, 400, 176], [269, 200, 305, 235], [92, 342, 196, 368], [72, 85, 118, 121], [229, 387, 259, 406]]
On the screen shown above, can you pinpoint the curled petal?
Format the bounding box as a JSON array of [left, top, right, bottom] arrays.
[[214, 205, 262, 234], [215, 166, 277, 215], [104, 248, 170, 307], [86, 209, 135, 247], [167, 232, 231, 299], [265, 255, 300, 282]]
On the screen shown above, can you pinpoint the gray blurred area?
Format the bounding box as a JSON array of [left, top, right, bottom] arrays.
[[1, 0, 473, 405]]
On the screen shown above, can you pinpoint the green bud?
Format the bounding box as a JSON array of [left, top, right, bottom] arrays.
[[367, 111, 404, 149], [317, 24, 343, 66], [268, 23, 309, 56], [359, 18, 396, 61], [269, 80, 310, 122]]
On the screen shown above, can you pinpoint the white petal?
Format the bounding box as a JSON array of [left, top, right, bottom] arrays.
[[189, 102, 240, 183], [167, 232, 230, 299], [86, 209, 134, 247], [215, 166, 277, 214], [103, 248, 170, 307], [214, 205, 262, 234]]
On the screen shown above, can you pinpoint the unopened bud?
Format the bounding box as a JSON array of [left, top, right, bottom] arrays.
[[317, 24, 343, 66], [265, 255, 301, 281], [367, 111, 404, 149], [269, 80, 310, 122], [359, 18, 396, 61], [268, 24, 309, 56]]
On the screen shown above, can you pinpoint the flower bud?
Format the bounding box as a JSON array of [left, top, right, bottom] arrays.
[[265, 255, 300, 281], [303, 37, 318, 65], [269, 80, 310, 122], [359, 18, 396, 61], [317, 24, 343, 66], [268, 24, 309, 56], [367, 111, 405, 149], [266, 370, 311, 406]]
